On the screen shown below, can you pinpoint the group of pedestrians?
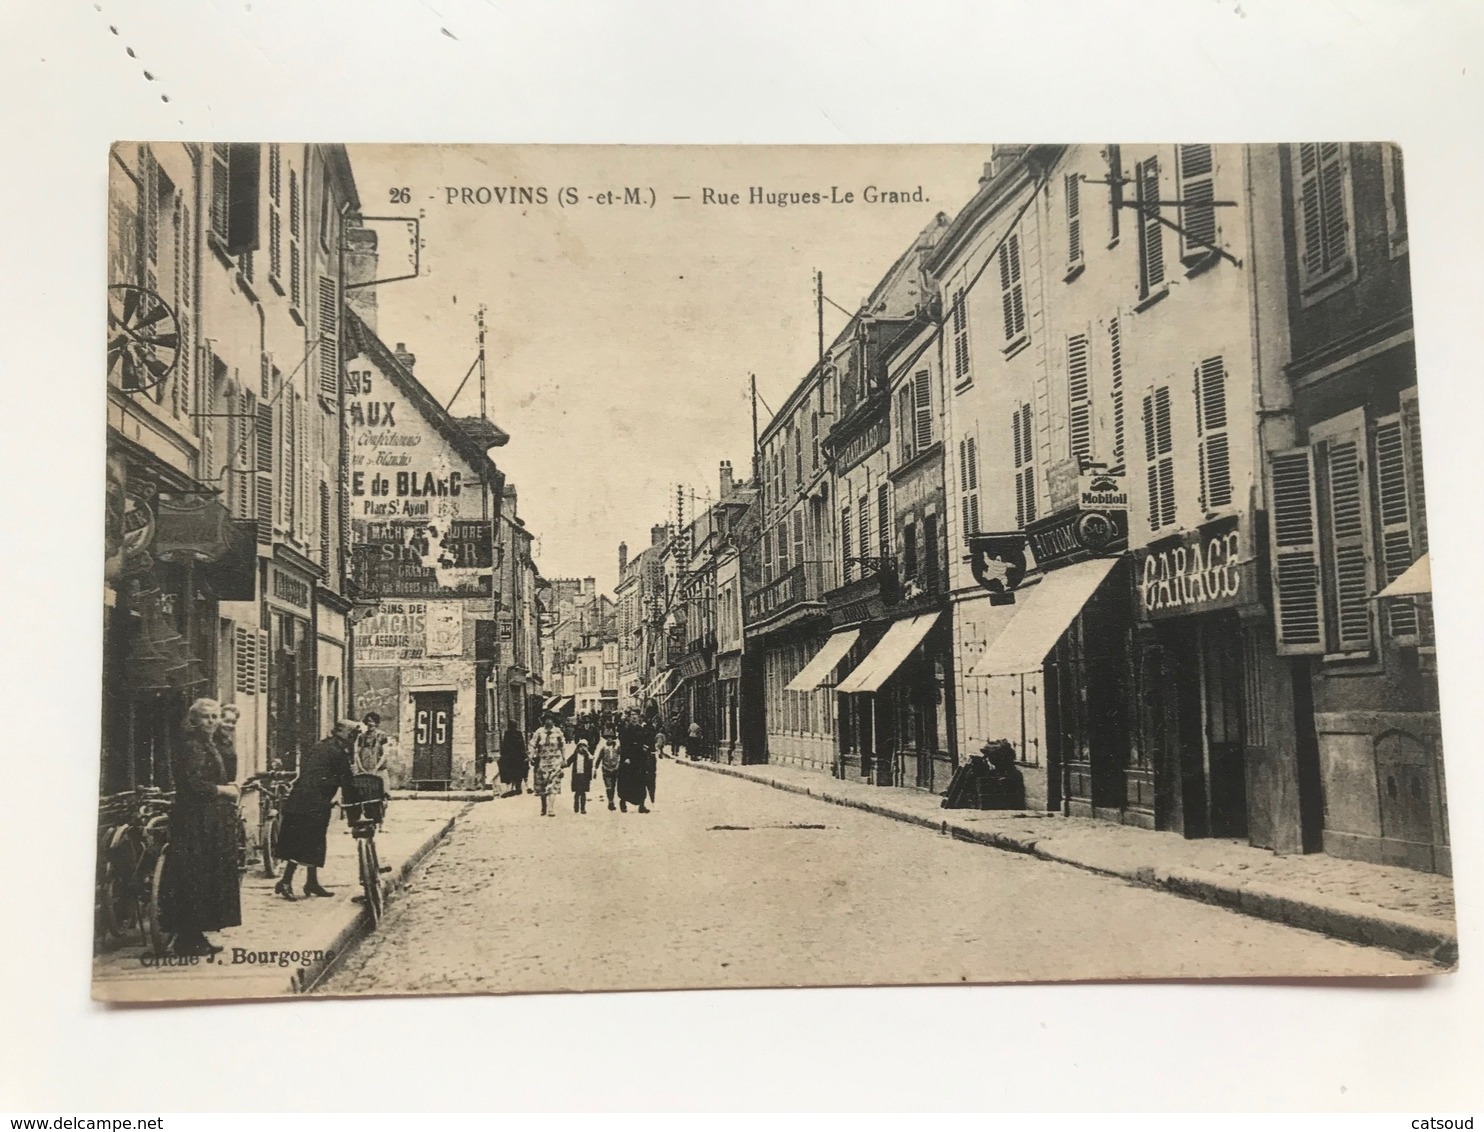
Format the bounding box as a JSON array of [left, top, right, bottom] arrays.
[[495, 708, 662, 817]]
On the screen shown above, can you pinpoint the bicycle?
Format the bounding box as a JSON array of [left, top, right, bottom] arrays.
[[238, 770, 294, 877], [95, 790, 139, 946], [342, 774, 391, 926], [135, 789, 174, 957]]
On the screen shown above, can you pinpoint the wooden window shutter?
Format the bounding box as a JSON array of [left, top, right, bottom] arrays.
[[1109, 316, 1125, 465], [1067, 332, 1092, 464], [1065, 173, 1082, 266], [1322, 430, 1375, 654], [1296, 143, 1349, 284], [1177, 145, 1217, 259], [258, 629, 270, 695], [913, 370, 932, 452], [260, 353, 271, 400], [1195, 355, 1232, 510], [999, 233, 1026, 341], [1373, 415, 1419, 642], [840, 506, 852, 581], [877, 483, 890, 560], [777, 512, 790, 573], [318, 276, 340, 402], [1267, 448, 1326, 654], [256, 402, 274, 544], [1137, 158, 1164, 295], [1013, 408, 1026, 528], [793, 508, 805, 566], [1399, 389, 1428, 555], [1142, 387, 1175, 530], [858, 493, 870, 560], [897, 386, 913, 462], [233, 624, 254, 695], [210, 144, 231, 243], [1317, 143, 1348, 273], [280, 395, 294, 529], [320, 480, 332, 569], [952, 288, 970, 382], [225, 143, 260, 256]]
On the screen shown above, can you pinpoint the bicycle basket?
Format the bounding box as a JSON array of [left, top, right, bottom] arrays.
[[346, 774, 387, 824]]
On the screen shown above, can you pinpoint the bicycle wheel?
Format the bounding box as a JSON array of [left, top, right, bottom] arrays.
[[144, 848, 171, 957], [102, 827, 141, 942], [259, 811, 279, 878], [357, 837, 383, 926]]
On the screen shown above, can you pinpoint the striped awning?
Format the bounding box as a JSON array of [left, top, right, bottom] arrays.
[[836, 613, 941, 694], [785, 629, 860, 692], [970, 557, 1119, 678]]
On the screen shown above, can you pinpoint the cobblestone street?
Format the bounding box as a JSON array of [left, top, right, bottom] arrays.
[[319, 762, 1431, 996]]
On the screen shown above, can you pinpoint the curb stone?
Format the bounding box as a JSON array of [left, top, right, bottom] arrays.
[[295, 802, 474, 993], [680, 760, 1458, 966]]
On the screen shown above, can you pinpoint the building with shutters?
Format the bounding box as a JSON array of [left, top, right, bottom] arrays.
[[495, 484, 544, 737], [1264, 143, 1446, 873], [342, 315, 509, 790], [938, 145, 1314, 851], [104, 141, 363, 843], [817, 214, 954, 789]]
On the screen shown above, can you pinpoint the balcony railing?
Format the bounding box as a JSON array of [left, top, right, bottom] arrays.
[[743, 560, 831, 626]]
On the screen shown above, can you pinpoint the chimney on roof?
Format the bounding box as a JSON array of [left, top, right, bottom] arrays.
[[651, 523, 669, 548], [618, 542, 628, 574], [983, 145, 1030, 183], [393, 342, 416, 373], [719, 460, 734, 499]]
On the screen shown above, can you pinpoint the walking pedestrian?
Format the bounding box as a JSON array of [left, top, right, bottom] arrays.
[[595, 728, 621, 810], [654, 724, 668, 760], [161, 698, 241, 957], [529, 713, 567, 818], [274, 719, 360, 899], [685, 719, 703, 761], [497, 717, 529, 796], [616, 711, 655, 814], [566, 739, 595, 814]]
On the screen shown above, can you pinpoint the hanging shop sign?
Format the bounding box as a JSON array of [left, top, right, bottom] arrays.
[[968, 532, 1029, 600], [1078, 469, 1128, 512], [1134, 515, 1259, 621], [833, 416, 889, 475], [1026, 506, 1128, 571]]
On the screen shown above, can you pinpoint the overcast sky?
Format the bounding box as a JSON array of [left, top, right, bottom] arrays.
[[345, 145, 988, 596]]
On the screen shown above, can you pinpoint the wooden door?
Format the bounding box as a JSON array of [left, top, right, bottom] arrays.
[[411, 691, 455, 785]]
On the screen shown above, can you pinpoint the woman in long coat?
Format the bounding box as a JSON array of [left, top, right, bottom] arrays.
[[616, 713, 654, 814], [162, 698, 242, 957], [497, 718, 529, 796], [273, 720, 359, 898]]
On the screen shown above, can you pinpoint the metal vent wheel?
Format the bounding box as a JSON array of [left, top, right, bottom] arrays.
[[108, 284, 180, 393]]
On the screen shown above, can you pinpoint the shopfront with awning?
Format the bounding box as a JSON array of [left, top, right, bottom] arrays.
[[970, 557, 1120, 678], [784, 629, 860, 692]]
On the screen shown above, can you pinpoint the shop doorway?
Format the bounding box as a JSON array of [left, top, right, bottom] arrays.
[[1200, 616, 1249, 839], [411, 691, 455, 787]]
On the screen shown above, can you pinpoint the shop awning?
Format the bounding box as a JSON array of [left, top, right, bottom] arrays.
[[642, 670, 675, 703], [785, 629, 861, 692], [1376, 553, 1431, 598], [970, 557, 1120, 678], [836, 612, 942, 694]]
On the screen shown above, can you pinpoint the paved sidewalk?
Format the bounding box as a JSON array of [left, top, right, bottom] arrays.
[[681, 760, 1459, 966], [92, 799, 472, 1003]]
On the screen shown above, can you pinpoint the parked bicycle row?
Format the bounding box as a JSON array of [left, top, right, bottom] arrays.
[[94, 702, 393, 960]]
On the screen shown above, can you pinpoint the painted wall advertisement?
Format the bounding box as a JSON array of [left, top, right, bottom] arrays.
[[1134, 515, 1260, 621], [346, 353, 493, 598]]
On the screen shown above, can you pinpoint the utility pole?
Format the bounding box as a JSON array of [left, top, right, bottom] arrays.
[[750, 373, 760, 486], [476, 303, 488, 419], [816, 270, 824, 364]]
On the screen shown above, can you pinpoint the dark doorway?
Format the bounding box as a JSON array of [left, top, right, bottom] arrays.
[[1201, 615, 1249, 839], [411, 691, 455, 787]]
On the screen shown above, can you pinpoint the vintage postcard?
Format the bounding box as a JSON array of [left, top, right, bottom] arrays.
[[96, 142, 1453, 1004]]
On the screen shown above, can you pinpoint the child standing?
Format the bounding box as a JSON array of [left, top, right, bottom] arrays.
[[566, 738, 596, 814], [594, 731, 621, 810]]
